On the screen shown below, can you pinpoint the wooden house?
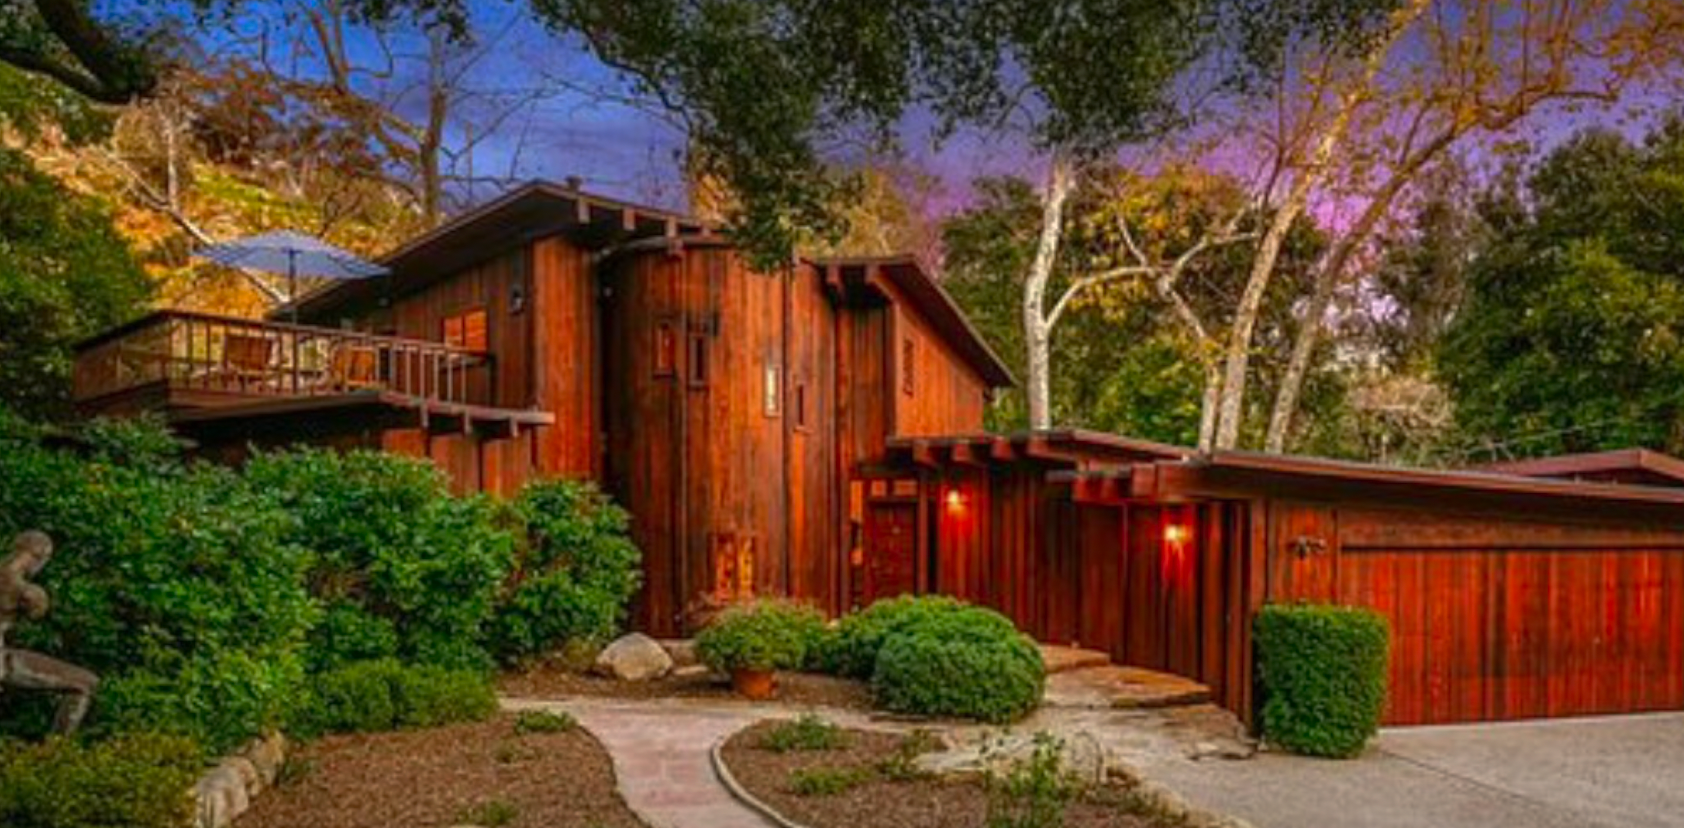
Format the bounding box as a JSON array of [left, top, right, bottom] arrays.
[[73, 181, 1013, 636], [73, 179, 1684, 727]]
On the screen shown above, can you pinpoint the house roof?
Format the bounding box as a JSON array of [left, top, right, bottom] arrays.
[[881, 429, 1192, 471], [280, 183, 1015, 389], [815, 255, 1016, 388], [1052, 448, 1684, 522], [1478, 448, 1684, 489], [284, 180, 711, 322]]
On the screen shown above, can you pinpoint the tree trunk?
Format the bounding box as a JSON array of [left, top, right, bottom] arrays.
[[1022, 154, 1074, 431], [1212, 199, 1304, 449], [1265, 127, 1461, 452], [1197, 360, 1221, 452]]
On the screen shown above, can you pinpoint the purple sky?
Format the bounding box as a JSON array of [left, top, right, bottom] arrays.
[[162, 1, 1677, 225]]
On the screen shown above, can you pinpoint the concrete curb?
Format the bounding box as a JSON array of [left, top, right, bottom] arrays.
[[708, 731, 809, 828]]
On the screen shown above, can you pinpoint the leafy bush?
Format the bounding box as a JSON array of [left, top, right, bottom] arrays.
[[513, 710, 576, 734], [1254, 604, 1390, 758], [0, 732, 202, 828], [758, 714, 848, 752], [824, 595, 1003, 679], [870, 606, 1044, 723], [985, 733, 1084, 828], [491, 479, 642, 663], [787, 766, 873, 797], [695, 599, 828, 673], [243, 449, 514, 672], [0, 418, 314, 753], [289, 659, 496, 736]]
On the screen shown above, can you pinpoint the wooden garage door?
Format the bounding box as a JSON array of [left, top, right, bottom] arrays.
[[1271, 503, 1684, 725]]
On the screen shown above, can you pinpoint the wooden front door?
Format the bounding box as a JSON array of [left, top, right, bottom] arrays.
[[863, 502, 918, 604]]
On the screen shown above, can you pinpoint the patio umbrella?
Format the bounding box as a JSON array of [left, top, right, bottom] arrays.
[[196, 230, 388, 322]]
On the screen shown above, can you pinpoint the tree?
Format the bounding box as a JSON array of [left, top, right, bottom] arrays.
[[0, 143, 152, 418], [1439, 120, 1684, 457], [1253, 0, 1684, 452]]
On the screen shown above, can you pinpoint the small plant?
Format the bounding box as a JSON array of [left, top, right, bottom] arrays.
[[494, 740, 539, 764], [758, 714, 848, 752], [514, 709, 578, 735], [695, 599, 827, 673], [457, 798, 520, 827], [289, 659, 497, 736], [1254, 604, 1390, 758], [786, 765, 874, 797], [276, 754, 317, 788], [875, 729, 941, 782], [985, 734, 1085, 828]]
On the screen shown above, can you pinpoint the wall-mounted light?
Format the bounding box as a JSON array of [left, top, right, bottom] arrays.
[[944, 487, 966, 513], [1163, 523, 1190, 547]]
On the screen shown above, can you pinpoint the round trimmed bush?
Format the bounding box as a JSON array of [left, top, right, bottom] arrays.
[[825, 595, 1011, 679], [869, 607, 1044, 723], [695, 599, 827, 673], [1255, 604, 1390, 758], [288, 658, 497, 737]]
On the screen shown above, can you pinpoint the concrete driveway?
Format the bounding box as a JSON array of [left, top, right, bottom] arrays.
[[1136, 713, 1684, 828]]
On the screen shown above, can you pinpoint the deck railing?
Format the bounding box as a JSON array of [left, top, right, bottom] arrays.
[[74, 310, 491, 408]]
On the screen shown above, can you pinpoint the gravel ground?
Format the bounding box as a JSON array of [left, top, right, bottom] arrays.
[[236, 714, 645, 828], [499, 665, 875, 712], [720, 720, 1162, 828]]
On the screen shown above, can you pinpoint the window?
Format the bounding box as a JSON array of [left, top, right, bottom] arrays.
[[763, 360, 781, 417], [653, 320, 676, 377], [442, 308, 488, 351], [794, 382, 808, 429], [688, 331, 709, 387], [901, 336, 915, 396]]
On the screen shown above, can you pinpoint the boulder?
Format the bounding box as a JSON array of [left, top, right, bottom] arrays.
[[914, 731, 1107, 785], [658, 638, 699, 667], [592, 633, 673, 681]]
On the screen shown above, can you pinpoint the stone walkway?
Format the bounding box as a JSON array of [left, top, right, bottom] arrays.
[[504, 697, 777, 828]]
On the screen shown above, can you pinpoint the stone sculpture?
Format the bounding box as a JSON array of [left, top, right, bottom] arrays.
[[0, 531, 98, 734]]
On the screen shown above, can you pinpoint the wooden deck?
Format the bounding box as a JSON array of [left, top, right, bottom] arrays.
[[74, 310, 496, 415]]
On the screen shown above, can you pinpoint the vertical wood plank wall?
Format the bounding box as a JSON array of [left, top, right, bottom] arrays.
[[1266, 501, 1684, 724], [924, 471, 1249, 714]]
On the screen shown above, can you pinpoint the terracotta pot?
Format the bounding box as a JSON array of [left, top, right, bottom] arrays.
[[731, 667, 777, 700]]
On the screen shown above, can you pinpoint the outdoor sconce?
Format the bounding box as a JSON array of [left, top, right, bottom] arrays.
[[510, 281, 527, 314], [944, 488, 966, 513], [1163, 523, 1191, 546], [1289, 535, 1328, 559]]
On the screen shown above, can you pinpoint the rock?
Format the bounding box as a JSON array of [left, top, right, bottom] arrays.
[[244, 733, 287, 787], [592, 632, 673, 681], [915, 731, 1107, 785], [193, 766, 249, 828], [671, 663, 710, 679], [223, 756, 261, 797], [658, 638, 699, 667]]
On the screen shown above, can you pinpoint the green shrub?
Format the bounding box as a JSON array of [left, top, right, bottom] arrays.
[[289, 659, 496, 736], [456, 799, 519, 827], [984, 733, 1084, 828], [870, 607, 1043, 723], [786, 766, 873, 797], [825, 596, 1004, 679], [0, 732, 202, 828], [695, 599, 827, 673], [1254, 604, 1390, 758], [758, 714, 848, 752], [0, 419, 314, 753], [243, 449, 514, 671], [513, 710, 576, 734], [491, 479, 642, 663]]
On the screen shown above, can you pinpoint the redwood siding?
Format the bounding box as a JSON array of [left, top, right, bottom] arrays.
[[1266, 501, 1684, 725]]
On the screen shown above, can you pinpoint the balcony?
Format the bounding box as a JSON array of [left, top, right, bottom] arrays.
[[73, 310, 550, 438]]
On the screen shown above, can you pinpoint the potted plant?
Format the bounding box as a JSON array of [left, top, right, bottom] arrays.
[[694, 599, 824, 699]]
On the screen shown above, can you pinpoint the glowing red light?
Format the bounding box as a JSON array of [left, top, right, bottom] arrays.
[[945, 488, 966, 512], [1163, 523, 1190, 546]]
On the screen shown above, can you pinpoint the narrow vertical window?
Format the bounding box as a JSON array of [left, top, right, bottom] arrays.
[[688, 332, 709, 387], [901, 336, 915, 396], [763, 360, 781, 416], [794, 382, 808, 429], [653, 320, 676, 376]]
